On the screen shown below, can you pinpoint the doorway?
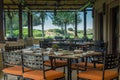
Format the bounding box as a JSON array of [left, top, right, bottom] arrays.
[[111, 6, 119, 53]]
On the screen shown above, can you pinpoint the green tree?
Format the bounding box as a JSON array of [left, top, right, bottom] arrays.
[[6, 11, 24, 37], [68, 27, 74, 31], [70, 12, 82, 37], [5, 12, 10, 36], [51, 12, 75, 37], [57, 12, 74, 37], [33, 12, 41, 26], [7, 11, 18, 37], [50, 14, 64, 35], [39, 11, 48, 38], [22, 12, 28, 26]]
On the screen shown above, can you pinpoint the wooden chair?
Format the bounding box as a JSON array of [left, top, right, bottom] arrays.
[[77, 53, 119, 80], [22, 53, 65, 80], [2, 50, 30, 80]]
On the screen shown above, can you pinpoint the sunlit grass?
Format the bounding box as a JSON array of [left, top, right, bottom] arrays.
[[9, 28, 93, 39]]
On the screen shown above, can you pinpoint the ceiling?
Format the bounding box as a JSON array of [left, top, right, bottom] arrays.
[[4, 0, 93, 11]]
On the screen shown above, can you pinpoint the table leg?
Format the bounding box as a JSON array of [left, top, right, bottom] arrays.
[[67, 58, 72, 80], [49, 57, 54, 69]]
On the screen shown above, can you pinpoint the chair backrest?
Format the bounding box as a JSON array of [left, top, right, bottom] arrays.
[[22, 53, 44, 70], [104, 53, 118, 69], [5, 46, 25, 52], [22, 53, 46, 78], [2, 50, 22, 67], [102, 53, 119, 80], [94, 41, 107, 53]]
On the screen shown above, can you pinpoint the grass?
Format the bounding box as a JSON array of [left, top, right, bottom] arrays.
[[7, 28, 93, 39]]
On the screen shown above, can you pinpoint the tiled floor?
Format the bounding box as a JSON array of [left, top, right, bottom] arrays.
[[0, 74, 17, 80], [0, 72, 3, 80]]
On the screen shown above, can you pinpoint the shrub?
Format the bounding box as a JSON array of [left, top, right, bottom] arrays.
[[68, 27, 73, 31]]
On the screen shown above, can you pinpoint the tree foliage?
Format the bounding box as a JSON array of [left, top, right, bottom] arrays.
[[39, 11, 48, 37], [50, 11, 82, 37], [32, 12, 41, 26], [68, 27, 74, 31], [50, 12, 75, 37], [70, 12, 82, 28]]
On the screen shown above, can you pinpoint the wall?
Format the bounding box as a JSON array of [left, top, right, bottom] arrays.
[[0, 44, 6, 70], [94, 0, 120, 53], [119, 0, 120, 53]]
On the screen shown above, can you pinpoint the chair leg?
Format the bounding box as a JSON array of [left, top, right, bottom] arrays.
[[116, 76, 119, 80], [63, 66, 66, 73], [17, 76, 20, 80], [20, 77, 23, 80], [3, 74, 6, 80], [63, 77, 66, 80], [21, 77, 25, 80], [17, 76, 23, 80], [77, 77, 79, 80], [4, 74, 7, 80], [60, 77, 66, 80]]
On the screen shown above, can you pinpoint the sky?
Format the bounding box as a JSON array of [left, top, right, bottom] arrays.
[[33, 11, 93, 30]]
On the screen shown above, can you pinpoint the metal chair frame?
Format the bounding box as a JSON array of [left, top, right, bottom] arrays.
[[22, 53, 65, 80], [77, 52, 119, 80], [2, 50, 22, 80]]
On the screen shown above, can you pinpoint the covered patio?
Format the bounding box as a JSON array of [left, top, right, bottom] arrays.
[[0, 0, 120, 80]]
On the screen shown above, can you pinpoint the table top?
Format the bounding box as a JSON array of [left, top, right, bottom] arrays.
[[6, 41, 25, 46], [43, 50, 102, 59], [22, 47, 102, 59], [0, 43, 5, 49]]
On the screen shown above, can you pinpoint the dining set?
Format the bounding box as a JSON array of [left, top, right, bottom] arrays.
[[1, 42, 120, 80]]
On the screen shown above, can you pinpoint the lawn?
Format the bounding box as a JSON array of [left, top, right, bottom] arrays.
[[7, 28, 93, 39]]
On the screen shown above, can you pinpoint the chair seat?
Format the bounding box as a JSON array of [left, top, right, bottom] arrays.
[[78, 69, 118, 80], [23, 70, 65, 80], [44, 60, 67, 67], [2, 66, 30, 76], [72, 62, 103, 70]]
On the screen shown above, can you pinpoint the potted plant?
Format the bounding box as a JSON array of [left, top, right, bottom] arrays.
[[52, 44, 59, 51]]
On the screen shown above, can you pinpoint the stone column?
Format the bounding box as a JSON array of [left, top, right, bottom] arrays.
[[74, 12, 78, 38], [18, 2, 23, 39], [0, 0, 5, 41], [28, 12, 31, 37], [119, 0, 120, 53], [30, 14, 33, 37], [83, 9, 87, 40]]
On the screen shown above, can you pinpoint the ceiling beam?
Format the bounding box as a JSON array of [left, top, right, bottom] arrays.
[[4, 3, 84, 6], [11, 0, 16, 4], [4, 7, 92, 11]]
